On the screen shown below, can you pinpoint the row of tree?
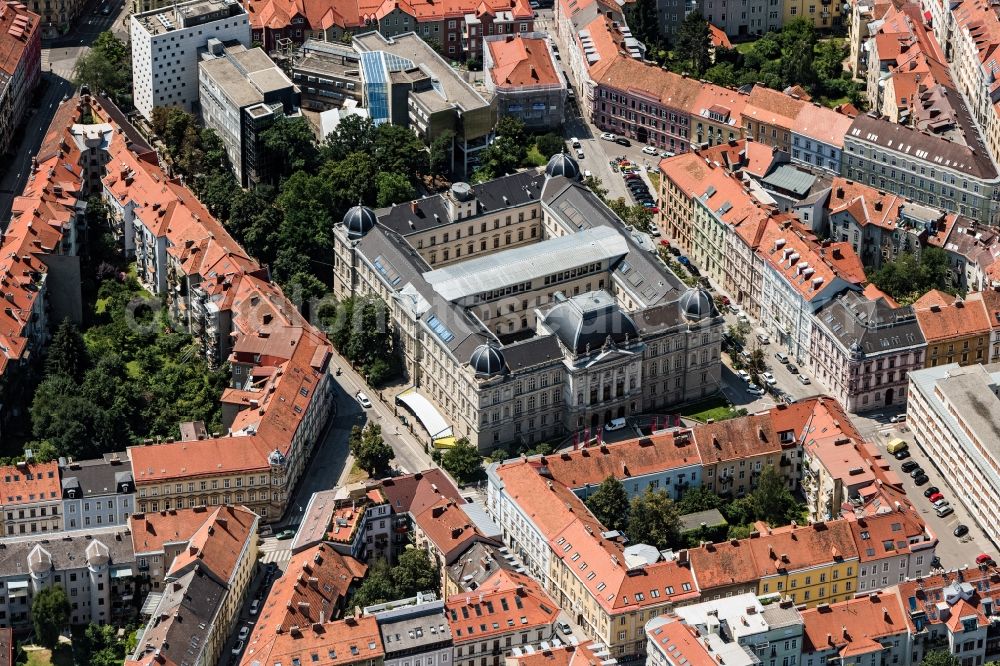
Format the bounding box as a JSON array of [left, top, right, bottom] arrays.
[[73, 32, 132, 109], [323, 296, 401, 386]]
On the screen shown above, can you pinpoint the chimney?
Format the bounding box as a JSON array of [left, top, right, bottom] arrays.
[[835, 186, 844, 198]]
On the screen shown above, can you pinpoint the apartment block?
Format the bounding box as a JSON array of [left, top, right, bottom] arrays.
[[484, 34, 566, 131], [811, 290, 925, 413], [842, 114, 1000, 225], [447, 569, 559, 666], [198, 41, 298, 186], [907, 362, 1000, 541], [0, 460, 61, 536], [128, 505, 258, 666], [292, 484, 392, 562], [913, 290, 991, 368], [59, 452, 135, 531], [799, 590, 910, 666], [0, 2, 40, 155], [130, 0, 251, 120], [0, 526, 137, 629], [743, 86, 805, 153], [368, 594, 454, 666]]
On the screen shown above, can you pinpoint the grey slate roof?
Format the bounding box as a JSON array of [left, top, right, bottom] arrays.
[[60, 452, 134, 498], [0, 526, 135, 578], [762, 165, 818, 197], [131, 567, 226, 665], [847, 113, 999, 180], [813, 290, 925, 356], [375, 598, 453, 656], [375, 169, 545, 236]]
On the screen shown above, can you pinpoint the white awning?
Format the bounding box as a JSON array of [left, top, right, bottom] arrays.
[[111, 567, 134, 579], [396, 390, 453, 440], [7, 580, 28, 590]]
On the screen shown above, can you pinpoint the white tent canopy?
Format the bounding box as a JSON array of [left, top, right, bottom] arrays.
[[396, 390, 453, 440]]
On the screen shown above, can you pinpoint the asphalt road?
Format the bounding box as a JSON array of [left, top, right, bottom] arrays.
[[862, 421, 999, 570]]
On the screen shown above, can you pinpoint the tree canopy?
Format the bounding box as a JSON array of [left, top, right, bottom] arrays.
[[585, 476, 630, 532], [349, 549, 439, 609], [73, 32, 131, 108], [921, 652, 961, 666], [32, 586, 70, 648], [675, 11, 711, 77], [440, 438, 484, 485], [870, 247, 955, 304], [473, 118, 528, 182], [349, 423, 395, 476], [625, 489, 682, 551], [45, 318, 89, 383]]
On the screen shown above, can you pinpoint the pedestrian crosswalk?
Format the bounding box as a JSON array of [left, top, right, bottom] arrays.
[[259, 540, 292, 567]]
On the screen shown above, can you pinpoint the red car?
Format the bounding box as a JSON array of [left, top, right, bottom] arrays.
[[928, 492, 944, 503], [976, 553, 995, 565]]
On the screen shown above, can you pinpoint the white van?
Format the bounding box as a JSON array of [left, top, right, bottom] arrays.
[[604, 417, 627, 431], [774, 351, 789, 364]]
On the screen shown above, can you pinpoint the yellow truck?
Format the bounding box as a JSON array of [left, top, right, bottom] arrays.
[[887, 438, 908, 454]]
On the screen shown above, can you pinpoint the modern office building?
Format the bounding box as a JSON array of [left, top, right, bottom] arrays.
[[130, 0, 251, 120], [907, 362, 1000, 540], [198, 41, 298, 185]]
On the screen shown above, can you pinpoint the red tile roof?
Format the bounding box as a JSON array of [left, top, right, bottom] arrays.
[[166, 505, 258, 583], [743, 86, 806, 130], [801, 590, 908, 657], [507, 641, 607, 666], [844, 509, 933, 564], [446, 569, 559, 643], [0, 2, 38, 79], [487, 36, 560, 88], [381, 468, 464, 515], [243, 613, 382, 666], [0, 461, 59, 505], [414, 497, 494, 563], [913, 290, 992, 342]]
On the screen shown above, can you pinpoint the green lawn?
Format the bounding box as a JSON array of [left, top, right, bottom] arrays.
[[648, 171, 660, 192], [23, 645, 73, 666], [681, 395, 745, 423]]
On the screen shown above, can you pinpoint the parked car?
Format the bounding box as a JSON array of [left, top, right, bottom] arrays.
[[746, 383, 765, 396], [954, 525, 969, 538], [615, 137, 632, 146], [737, 369, 751, 382], [232, 641, 245, 656], [761, 372, 777, 386], [660, 151, 676, 158], [914, 474, 930, 486], [571, 137, 580, 147], [774, 352, 789, 364], [901, 461, 920, 473], [642, 145, 658, 155], [600, 132, 616, 141], [786, 363, 799, 374], [643, 205, 660, 213], [356, 391, 372, 408], [238, 625, 251, 641], [928, 492, 944, 503], [909, 467, 925, 479], [783, 394, 797, 404], [101, 4, 112, 14], [250, 599, 260, 615], [890, 412, 907, 423], [893, 448, 910, 460], [737, 313, 750, 324], [931, 556, 942, 569], [558, 622, 573, 636], [931, 499, 949, 509], [604, 417, 627, 431], [976, 553, 995, 565], [923, 486, 939, 498], [933, 503, 951, 514], [576, 148, 585, 159], [276, 529, 296, 540], [797, 375, 811, 385], [756, 333, 770, 345]]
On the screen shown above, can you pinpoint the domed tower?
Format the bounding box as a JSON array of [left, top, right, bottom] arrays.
[[545, 152, 581, 180], [86, 540, 111, 624], [27, 544, 52, 593], [268, 449, 288, 513], [342, 204, 377, 239], [469, 343, 506, 377], [678, 287, 717, 322], [849, 339, 865, 361]]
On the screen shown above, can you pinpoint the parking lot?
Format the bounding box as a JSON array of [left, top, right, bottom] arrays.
[[866, 422, 998, 570]]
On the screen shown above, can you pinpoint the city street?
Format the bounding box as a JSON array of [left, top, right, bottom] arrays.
[[867, 421, 999, 569]]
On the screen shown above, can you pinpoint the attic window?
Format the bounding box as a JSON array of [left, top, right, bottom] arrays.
[[682, 583, 692, 591], [651, 589, 660, 598], [666, 586, 674, 594], [597, 583, 606, 592], [860, 531, 870, 540], [571, 553, 580, 561], [635, 593, 644, 601]]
